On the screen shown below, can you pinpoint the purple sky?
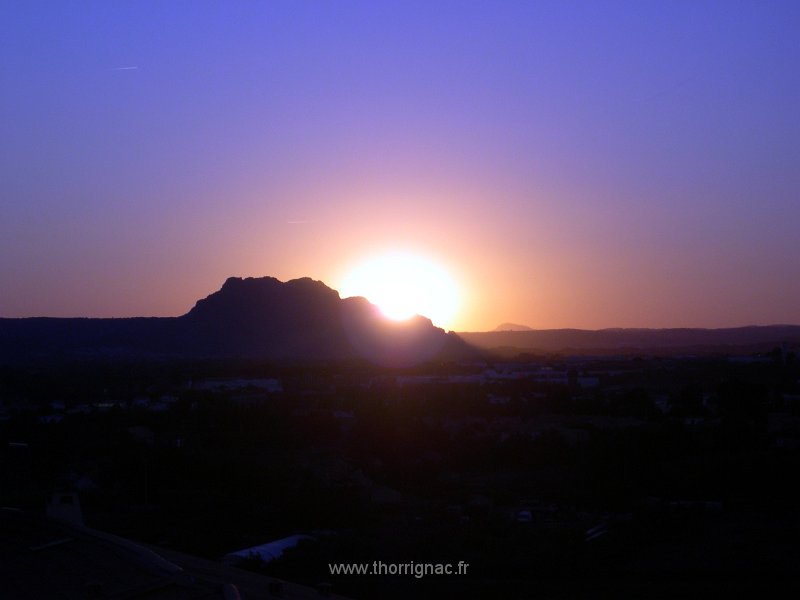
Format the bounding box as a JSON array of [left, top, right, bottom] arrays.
[[1, 1, 798, 330]]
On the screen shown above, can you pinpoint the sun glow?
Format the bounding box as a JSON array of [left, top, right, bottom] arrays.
[[339, 253, 460, 328]]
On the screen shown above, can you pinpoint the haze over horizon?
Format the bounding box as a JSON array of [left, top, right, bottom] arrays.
[[2, 2, 799, 330]]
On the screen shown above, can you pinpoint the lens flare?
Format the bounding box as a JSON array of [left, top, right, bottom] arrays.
[[339, 252, 460, 328]]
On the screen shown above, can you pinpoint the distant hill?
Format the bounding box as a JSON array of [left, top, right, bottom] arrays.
[[459, 326, 800, 356], [0, 277, 469, 366], [493, 322, 533, 332]]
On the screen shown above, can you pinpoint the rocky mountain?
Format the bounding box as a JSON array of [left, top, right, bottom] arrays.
[[0, 277, 467, 366]]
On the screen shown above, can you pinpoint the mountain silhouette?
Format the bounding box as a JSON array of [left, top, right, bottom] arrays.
[[0, 277, 467, 366], [3, 278, 798, 363]]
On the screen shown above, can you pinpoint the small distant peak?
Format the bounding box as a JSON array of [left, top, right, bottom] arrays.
[[494, 322, 533, 332]]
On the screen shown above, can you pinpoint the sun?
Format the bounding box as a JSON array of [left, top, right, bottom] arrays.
[[339, 252, 460, 328]]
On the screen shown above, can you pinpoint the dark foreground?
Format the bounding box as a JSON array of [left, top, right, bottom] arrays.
[[2, 350, 800, 598]]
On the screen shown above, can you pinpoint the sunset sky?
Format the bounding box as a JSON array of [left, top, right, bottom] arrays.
[[2, 1, 798, 331]]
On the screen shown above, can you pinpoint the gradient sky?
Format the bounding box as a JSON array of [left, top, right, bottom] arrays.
[[2, 1, 798, 331]]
